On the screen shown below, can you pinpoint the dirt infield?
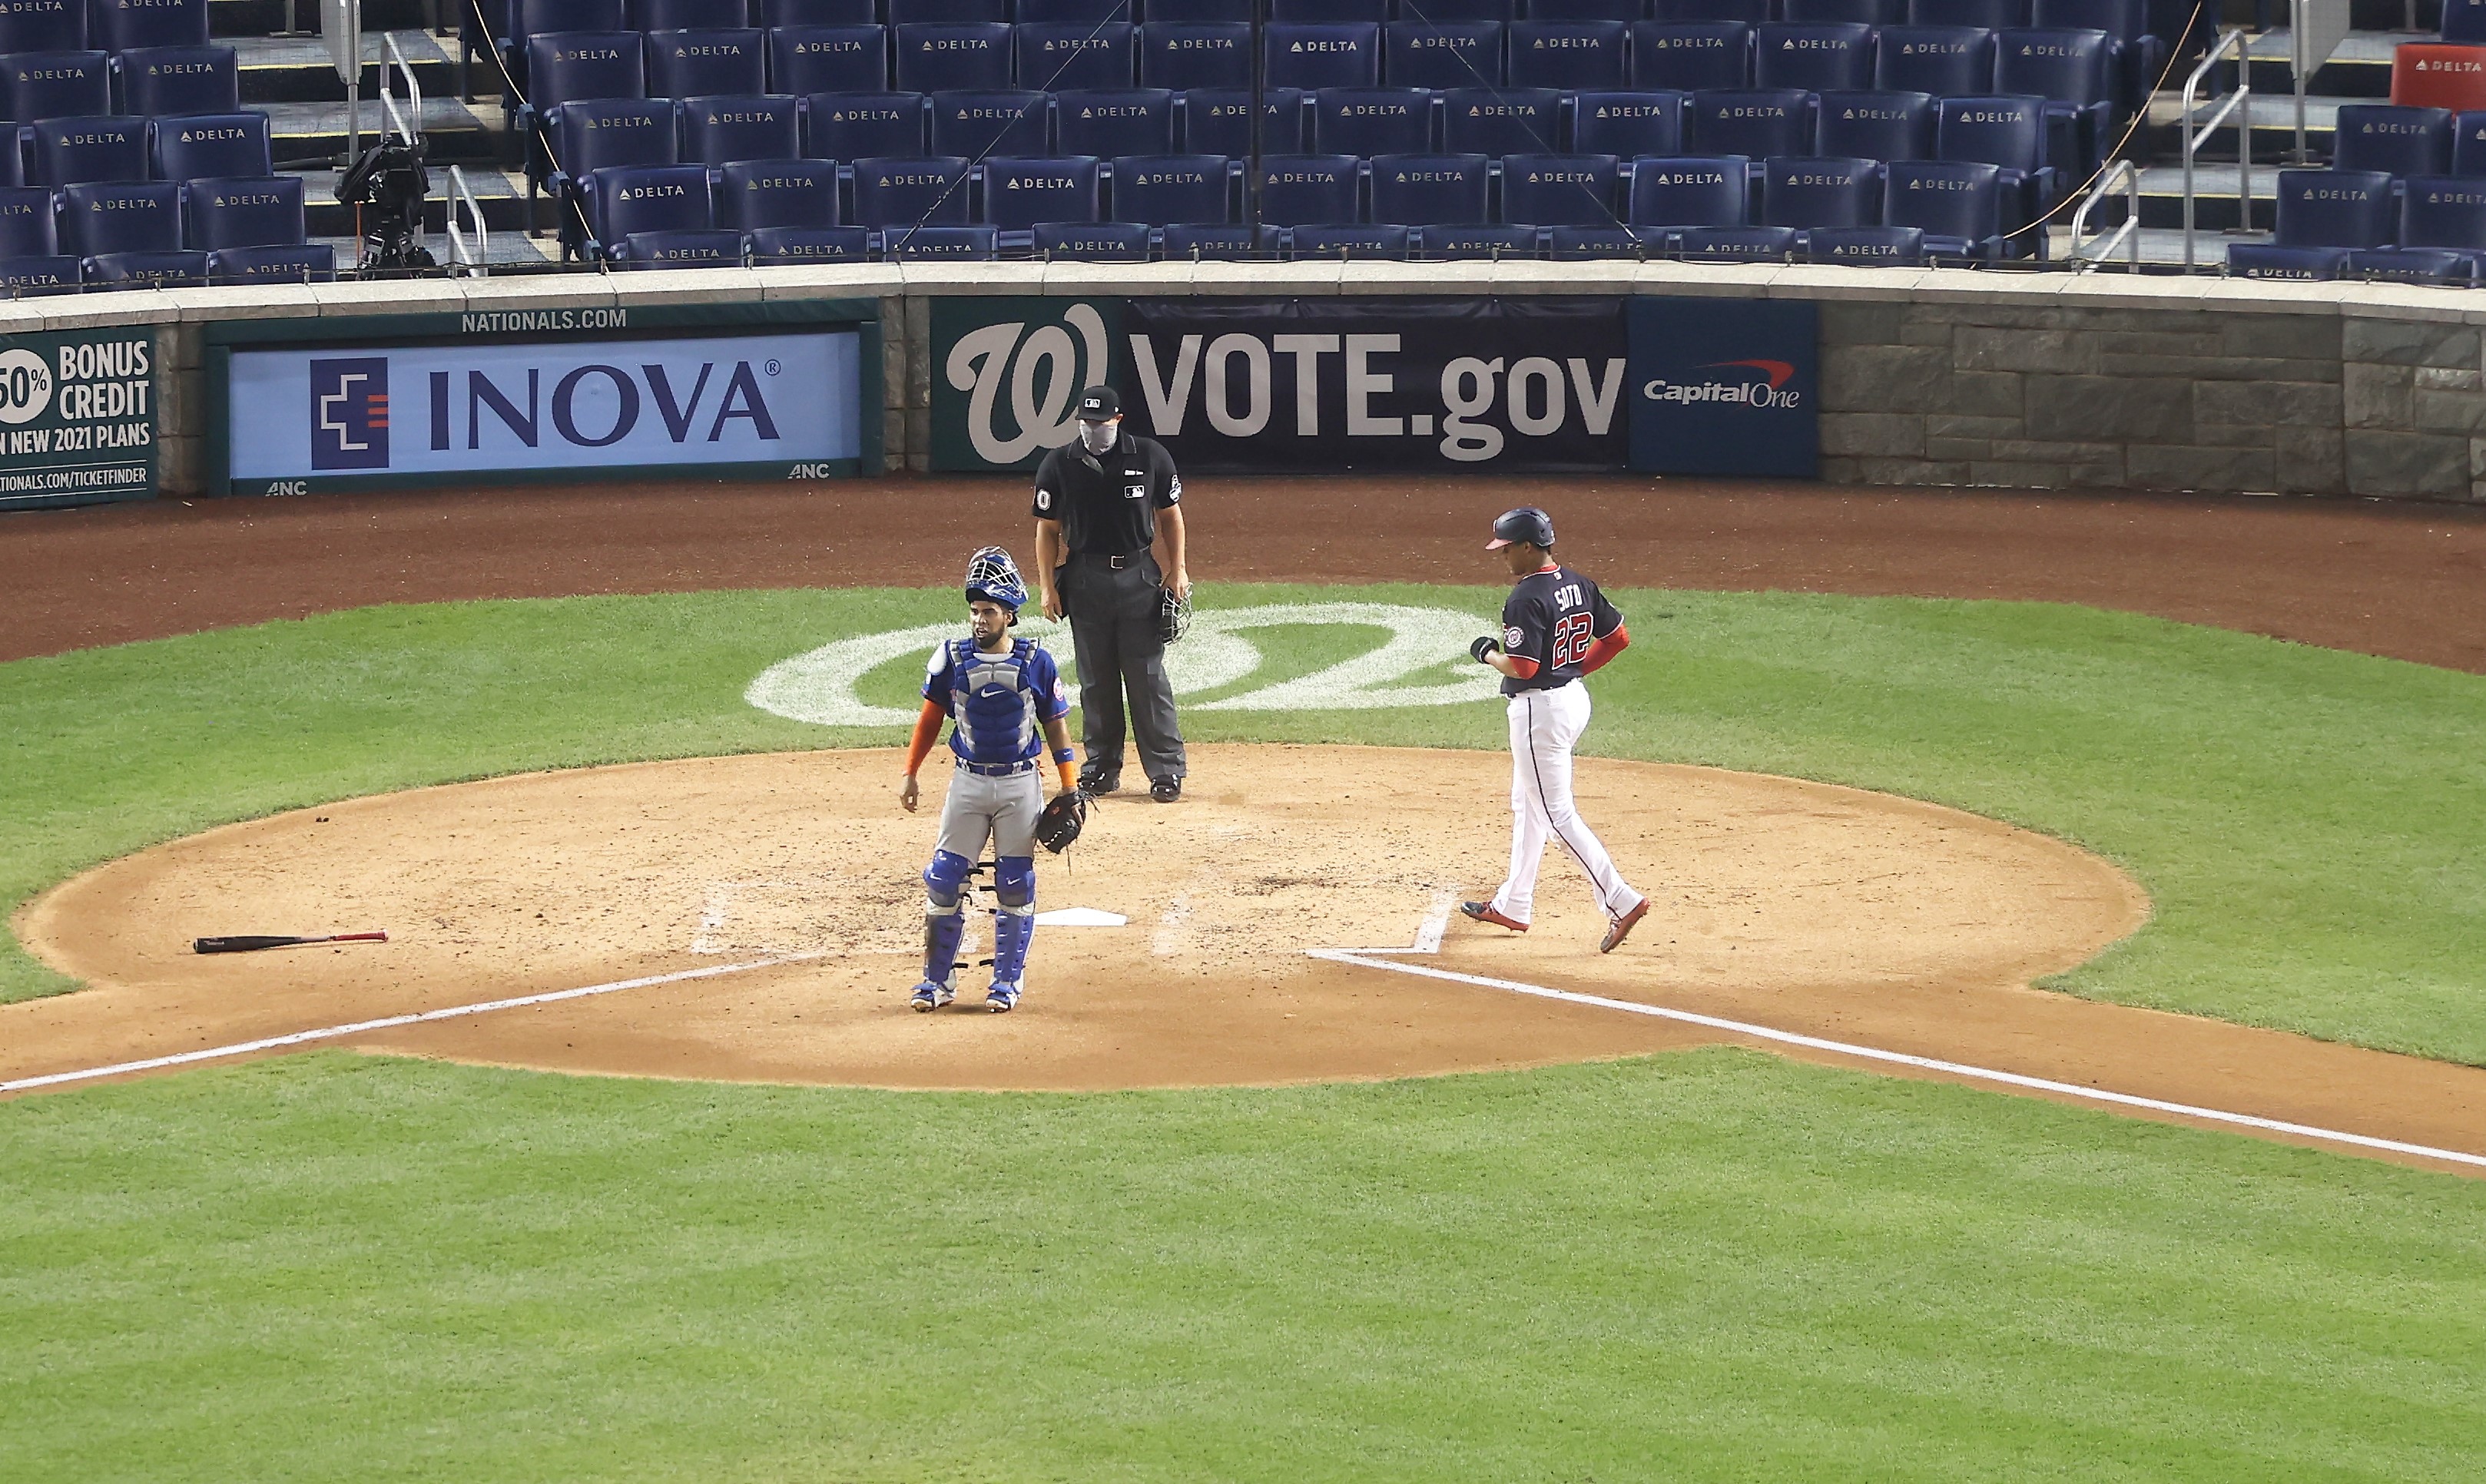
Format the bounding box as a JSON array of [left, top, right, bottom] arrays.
[[5, 475, 2486, 670]]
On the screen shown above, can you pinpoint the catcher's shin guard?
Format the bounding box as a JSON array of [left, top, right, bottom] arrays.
[[989, 855, 1036, 984], [921, 850, 974, 983]]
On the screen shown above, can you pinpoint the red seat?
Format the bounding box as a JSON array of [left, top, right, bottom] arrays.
[[2392, 44, 2486, 111]]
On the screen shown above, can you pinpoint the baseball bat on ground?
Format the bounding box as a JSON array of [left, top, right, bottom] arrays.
[[194, 932, 389, 955]]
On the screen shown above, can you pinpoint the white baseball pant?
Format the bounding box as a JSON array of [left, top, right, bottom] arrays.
[[1490, 681, 1644, 927]]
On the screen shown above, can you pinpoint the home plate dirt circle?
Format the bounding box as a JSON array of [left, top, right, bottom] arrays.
[[6, 744, 2147, 1092]]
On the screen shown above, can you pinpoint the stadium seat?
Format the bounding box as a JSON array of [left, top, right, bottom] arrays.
[[2446, 0, 2486, 40], [1884, 156, 2004, 256], [492, 0, 625, 105], [1314, 86, 1433, 154], [1415, 221, 1537, 256], [4, 50, 109, 122], [1909, 0, 2024, 25], [1290, 222, 1410, 257], [747, 223, 870, 258], [1627, 152, 1745, 234], [1629, 21, 1749, 90], [637, 0, 747, 28], [2451, 111, 2486, 176], [2332, 104, 2452, 181], [2226, 243, 2345, 279], [58, 179, 177, 253], [0, 181, 52, 252], [1574, 89, 1684, 155], [1371, 150, 1488, 224], [579, 162, 713, 258], [511, 0, 626, 47], [1650, 0, 1767, 19], [0, 0, 84, 54], [539, 97, 676, 252], [151, 112, 270, 181], [893, 22, 1011, 93], [114, 45, 235, 117], [1753, 22, 1873, 92], [1056, 88, 1173, 156], [647, 29, 767, 98], [1387, 19, 1504, 88], [718, 157, 838, 227], [1803, 222, 1925, 261], [28, 114, 144, 185], [680, 94, 800, 165], [1676, 223, 1795, 256], [86, 247, 206, 285], [0, 253, 78, 290], [205, 243, 335, 281], [520, 33, 648, 174], [1500, 151, 1619, 224], [763, 0, 876, 25], [1549, 223, 1653, 254], [2348, 245, 2471, 282], [1161, 220, 1278, 256], [1761, 152, 1878, 237], [930, 88, 1046, 155], [807, 92, 930, 158], [1419, 0, 1522, 14], [1266, 23, 1381, 90], [1257, 151, 1360, 224], [91, 0, 207, 52], [181, 174, 303, 249], [2031, 0, 2160, 115], [1019, 0, 1136, 20], [1145, 0, 1253, 19], [1109, 151, 1229, 223], [2272, 168, 2395, 250], [1507, 19, 1626, 88], [768, 26, 888, 95], [1441, 85, 1560, 155], [1994, 27, 2113, 176], [1035, 219, 1149, 257], [889, 0, 1006, 21], [1140, 22, 1251, 89], [850, 151, 971, 226], [1874, 25, 1991, 95], [1935, 94, 2056, 225], [1526, 0, 1638, 18], [1017, 22, 1135, 90], [882, 222, 998, 257], [1181, 87, 1303, 154], [1784, 0, 1901, 22], [1274, 0, 1384, 19], [1817, 89, 1934, 159], [2401, 175, 2486, 264], [615, 227, 746, 267], [981, 153, 1099, 237], [1684, 88, 1810, 161]]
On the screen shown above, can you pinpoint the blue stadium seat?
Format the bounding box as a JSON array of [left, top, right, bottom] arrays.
[[769, 25, 887, 95], [1676, 223, 1794, 256], [1289, 222, 1409, 257], [1182, 87, 1303, 153], [581, 164, 714, 259], [5, 50, 108, 122], [2402, 175, 2486, 262], [1386, 19, 1504, 88], [1035, 219, 1149, 257], [1057, 88, 1172, 155], [1574, 89, 1684, 155], [1274, 0, 1384, 18], [1935, 94, 2055, 223], [58, 179, 176, 253], [1684, 88, 1810, 161], [1817, 89, 1933, 159], [1500, 151, 1618, 224], [883, 223, 998, 257], [1140, 22, 1250, 89], [181, 174, 302, 248], [539, 97, 676, 252], [1627, 151, 1744, 229], [1909, 0, 2024, 25], [151, 111, 270, 181], [762, 0, 876, 23], [505, 10, 632, 116], [2447, 0, 2486, 39], [0, 181, 52, 251], [28, 114, 144, 184], [851, 151, 970, 225], [1161, 220, 1278, 256], [981, 153, 1099, 236], [1370, 149, 1488, 223], [747, 223, 870, 258], [1257, 151, 1359, 224], [1803, 223, 1924, 262], [1440, 85, 1560, 155], [1507, 18, 1625, 88], [648, 29, 767, 98], [1761, 153, 1877, 231], [1549, 223, 1654, 255], [1017, 22, 1135, 90], [1526, 0, 1639, 18], [2348, 246, 2472, 283], [0, 0, 84, 54], [893, 22, 1011, 92], [1266, 22, 1380, 90], [521, 33, 648, 169], [1994, 28, 2112, 176], [2030, 0, 2159, 115], [930, 88, 1046, 155], [1628, 21, 1750, 90], [1884, 156, 2003, 256], [91, 0, 207, 52], [681, 95, 800, 164], [2269, 167, 2394, 251], [1874, 25, 1991, 94], [1110, 151, 1228, 222], [114, 45, 235, 117], [615, 227, 746, 267], [1753, 22, 1872, 92], [2333, 105, 2452, 181], [638, 0, 747, 26], [1019, 0, 1136, 20], [1651, 0, 1766, 18], [1415, 221, 1537, 256], [512, 0, 626, 47], [807, 91, 930, 157], [87, 247, 206, 285], [1420, 0, 1518, 16], [0, 253, 78, 290], [1783, 0, 1901, 22], [1313, 86, 1432, 154], [889, 0, 1006, 21], [2226, 243, 2345, 280], [1145, 0, 1252, 21], [206, 243, 335, 281], [719, 157, 837, 226]]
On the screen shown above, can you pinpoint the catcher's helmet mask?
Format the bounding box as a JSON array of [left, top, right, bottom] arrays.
[[965, 546, 1029, 625]]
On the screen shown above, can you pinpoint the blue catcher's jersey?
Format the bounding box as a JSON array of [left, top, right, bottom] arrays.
[[922, 637, 1070, 765]]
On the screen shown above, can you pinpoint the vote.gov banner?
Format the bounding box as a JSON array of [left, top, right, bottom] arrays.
[[1626, 296, 1819, 479]]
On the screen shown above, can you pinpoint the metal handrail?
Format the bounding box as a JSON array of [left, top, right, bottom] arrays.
[[2070, 157, 2141, 270], [2182, 28, 2252, 273], [446, 164, 489, 275], [380, 31, 423, 147]]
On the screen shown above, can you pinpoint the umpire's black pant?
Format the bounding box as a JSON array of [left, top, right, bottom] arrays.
[[1059, 551, 1185, 785]]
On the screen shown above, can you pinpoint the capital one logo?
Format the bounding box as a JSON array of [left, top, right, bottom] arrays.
[[311, 356, 389, 469], [944, 303, 1110, 465]]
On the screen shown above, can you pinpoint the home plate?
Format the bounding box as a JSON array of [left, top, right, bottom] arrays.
[[1034, 907, 1128, 926]]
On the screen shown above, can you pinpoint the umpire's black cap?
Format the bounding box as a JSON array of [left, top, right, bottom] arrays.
[[1487, 506, 1556, 551], [1076, 385, 1121, 421]]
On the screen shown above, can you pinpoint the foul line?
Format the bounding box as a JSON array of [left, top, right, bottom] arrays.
[[0, 953, 827, 1095], [1307, 949, 2486, 1172]]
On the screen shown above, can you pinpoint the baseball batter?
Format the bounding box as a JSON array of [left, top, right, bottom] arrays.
[[899, 548, 1080, 1012], [1460, 506, 1650, 954]]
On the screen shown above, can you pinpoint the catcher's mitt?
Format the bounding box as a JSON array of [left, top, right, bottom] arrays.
[[1035, 789, 1089, 853]]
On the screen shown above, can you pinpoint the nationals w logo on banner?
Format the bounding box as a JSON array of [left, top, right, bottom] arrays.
[[931, 298, 1118, 471]]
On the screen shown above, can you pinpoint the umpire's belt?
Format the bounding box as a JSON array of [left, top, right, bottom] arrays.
[[1070, 550, 1147, 570], [956, 758, 1040, 777]]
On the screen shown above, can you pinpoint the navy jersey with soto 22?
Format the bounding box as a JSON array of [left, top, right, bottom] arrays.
[[1500, 565, 1623, 697], [923, 638, 1071, 766]]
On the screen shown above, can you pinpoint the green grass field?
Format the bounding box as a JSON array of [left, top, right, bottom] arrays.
[[5, 583, 2484, 1480]]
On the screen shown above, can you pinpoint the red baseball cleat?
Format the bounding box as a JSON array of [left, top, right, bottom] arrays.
[[1599, 898, 1649, 954], [1460, 900, 1527, 933]]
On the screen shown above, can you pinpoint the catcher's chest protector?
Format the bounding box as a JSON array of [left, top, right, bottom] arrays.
[[946, 639, 1044, 764]]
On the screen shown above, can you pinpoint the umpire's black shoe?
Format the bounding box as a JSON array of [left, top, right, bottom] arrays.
[[1079, 772, 1120, 795], [1150, 777, 1182, 803]]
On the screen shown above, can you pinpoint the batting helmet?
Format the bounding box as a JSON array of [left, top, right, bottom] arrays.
[[1487, 506, 1556, 551], [1157, 585, 1191, 645], [966, 546, 1029, 619]]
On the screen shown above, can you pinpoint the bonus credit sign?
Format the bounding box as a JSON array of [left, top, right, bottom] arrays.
[[0, 329, 158, 510]]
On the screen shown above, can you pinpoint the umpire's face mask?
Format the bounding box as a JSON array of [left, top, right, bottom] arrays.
[[1077, 416, 1119, 455]]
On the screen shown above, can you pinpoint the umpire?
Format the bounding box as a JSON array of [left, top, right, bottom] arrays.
[[1033, 386, 1191, 803]]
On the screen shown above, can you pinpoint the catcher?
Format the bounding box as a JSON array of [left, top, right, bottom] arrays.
[[899, 547, 1088, 1012]]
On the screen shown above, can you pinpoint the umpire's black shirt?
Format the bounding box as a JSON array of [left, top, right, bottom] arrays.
[[1031, 432, 1182, 555]]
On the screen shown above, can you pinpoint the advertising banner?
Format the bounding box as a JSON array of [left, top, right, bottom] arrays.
[[0, 328, 157, 510], [930, 296, 1119, 472], [1626, 296, 1818, 479]]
